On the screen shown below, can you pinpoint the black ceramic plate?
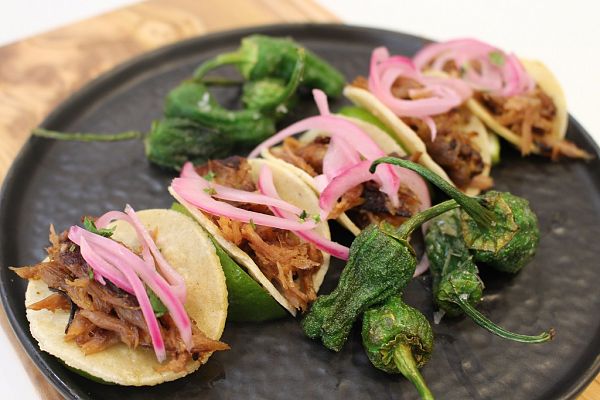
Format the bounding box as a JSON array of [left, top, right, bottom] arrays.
[[1, 24, 599, 400]]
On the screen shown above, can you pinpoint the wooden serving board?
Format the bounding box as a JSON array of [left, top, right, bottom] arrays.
[[0, 0, 597, 399]]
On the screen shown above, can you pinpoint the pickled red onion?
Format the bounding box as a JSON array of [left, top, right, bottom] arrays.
[[257, 166, 349, 260], [413, 38, 535, 97], [69, 225, 194, 361], [368, 47, 471, 117], [179, 162, 304, 215], [248, 91, 400, 207], [171, 177, 317, 231]]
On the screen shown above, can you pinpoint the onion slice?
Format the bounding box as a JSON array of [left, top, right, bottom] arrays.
[[257, 166, 349, 260], [248, 91, 400, 207], [171, 177, 317, 231], [179, 162, 304, 215], [413, 38, 535, 97], [368, 46, 471, 117]]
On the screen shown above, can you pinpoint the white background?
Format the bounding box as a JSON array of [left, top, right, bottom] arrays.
[[0, 1, 598, 398]]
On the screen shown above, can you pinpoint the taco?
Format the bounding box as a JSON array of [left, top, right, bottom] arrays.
[[343, 49, 493, 196], [260, 114, 426, 236], [169, 156, 335, 315], [412, 39, 592, 160], [12, 208, 228, 386]]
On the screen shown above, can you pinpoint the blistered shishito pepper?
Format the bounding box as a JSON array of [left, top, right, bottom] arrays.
[[193, 34, 345, 97], [241, 48, 304, 113], [302, 200, 459, 352], [164, 81, 276, 146], [362, 295, 434, 400], [32, 118, 234, 170], [370, 157, 540, 273], [426, 209, 553, 343]]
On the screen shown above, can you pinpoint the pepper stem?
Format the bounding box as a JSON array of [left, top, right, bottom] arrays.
[[456, 295, 554, 344], [396, 199, 459, 239], [371, 157, 495, 228], [192, 51, 247, 80], [33, 128, 144, 142], [393, 344, 435, 400]]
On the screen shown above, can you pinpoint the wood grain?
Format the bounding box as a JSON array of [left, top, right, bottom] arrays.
[[0, 0, 597, 399]]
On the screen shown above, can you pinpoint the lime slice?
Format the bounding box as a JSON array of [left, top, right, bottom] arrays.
[[338, 106, 408, 153], [488, 132, 501, 165], [171, 203, 286, 321]]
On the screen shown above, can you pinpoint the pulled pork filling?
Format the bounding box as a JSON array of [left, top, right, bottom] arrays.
[[352, 76, 490, 191], [12, 227, 228, 372], [475, 90, 592, 160], [270, 137, 421, 229], [196, 157, 322, 311], [439, 60, 591, 160]]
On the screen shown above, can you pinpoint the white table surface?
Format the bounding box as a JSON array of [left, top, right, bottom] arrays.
[[1, 1, 598, 398]]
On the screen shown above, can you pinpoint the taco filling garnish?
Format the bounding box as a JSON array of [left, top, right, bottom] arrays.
[[412, 38, 592, 160], [345, 47, 493, 195], [12, 208, 228, 385], [169, 157, 344, 314], [251, 89, 431, 236], [269, 135, 421, 229], [352, 74, 491, 192]]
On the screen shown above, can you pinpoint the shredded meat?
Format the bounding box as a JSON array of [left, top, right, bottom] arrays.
[[196, 158, 323, 311], [404, 109, 488, 190], [11, 228, 228, 371], [353, 76, 490, 190], [269, 133, 422, 228], [476, 88, 592, 160], [27, 292, 71, 311]]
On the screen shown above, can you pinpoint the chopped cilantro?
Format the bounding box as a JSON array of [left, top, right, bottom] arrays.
[[489, 51, 505, 67], [313, 214, 321, 223], [88, 269, 94, 280], [203, 187, 217, 195], [298, 210, 308, 221], [146, 287, 167, 318], [83, 217, 114, 238], [203, 171, 216, 181], [69, 244, 76, 252], [249, 219, 256, 230]]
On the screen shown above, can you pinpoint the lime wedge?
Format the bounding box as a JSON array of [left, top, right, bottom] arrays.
[[171, 203, 286, 321], [338, 106, 408, 153]]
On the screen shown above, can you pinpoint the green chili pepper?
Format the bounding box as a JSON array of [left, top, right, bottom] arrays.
[[32, 117, 234, 171], [240, 48, 305, 113], [164, 81, 276, 146], [426, 209, 553, 343], [362, 295, 434, 400], [193, 34, 345, 97], [370, 157, 540, 274], [302, 199, 459, 352]]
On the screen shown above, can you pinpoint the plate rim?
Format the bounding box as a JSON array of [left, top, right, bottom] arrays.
[[1, 22, 599, 400]]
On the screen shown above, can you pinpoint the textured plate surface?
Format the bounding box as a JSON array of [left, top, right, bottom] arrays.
[[1, 24, 599, 400]]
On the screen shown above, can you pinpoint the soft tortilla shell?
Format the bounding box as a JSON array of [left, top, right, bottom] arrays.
[[25, 209, 228, 386], [169, 158, 330, 316], [467, 59, 568, 153]]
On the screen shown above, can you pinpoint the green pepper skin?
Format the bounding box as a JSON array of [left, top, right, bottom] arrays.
[[426, 208, 553, 343], [425, 210, 483, 316], [194, 35, 345, 97], [164, 81, 276, 145], [362, 295, 435, 400], [241, 78, 295, 113], [302, 224, 417, 352], [144, 118, 233, 170], [370, 158, 540, 274], [461, 191, 540, 274]]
